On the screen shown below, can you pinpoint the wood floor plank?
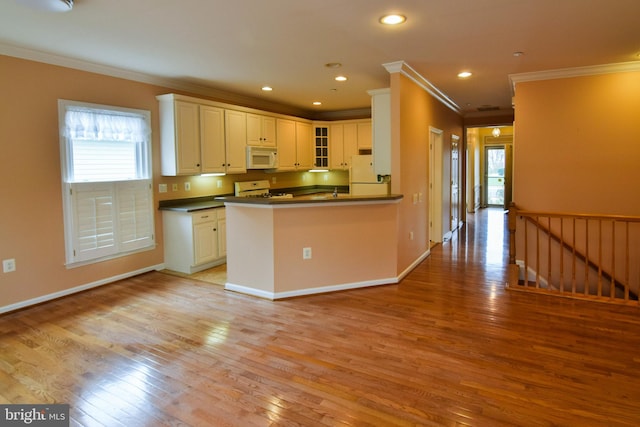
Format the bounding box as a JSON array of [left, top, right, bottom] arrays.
[[1, 208, 639, 426]]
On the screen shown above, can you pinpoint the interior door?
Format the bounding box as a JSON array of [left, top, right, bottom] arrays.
[[451, 135, 460, 231]]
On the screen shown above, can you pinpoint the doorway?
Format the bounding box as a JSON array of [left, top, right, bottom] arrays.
[[485, 146, 505, 206], [429, 126, 443, 246]]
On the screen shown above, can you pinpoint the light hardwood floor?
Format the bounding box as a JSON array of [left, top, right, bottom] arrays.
[[1, 208, 639, 426]]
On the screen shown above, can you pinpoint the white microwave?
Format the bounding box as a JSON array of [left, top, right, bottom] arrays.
[[246, 146, 278, 169]]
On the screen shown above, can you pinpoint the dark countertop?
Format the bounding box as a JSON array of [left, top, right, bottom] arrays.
[[217, 193, 403, 205], [158, 196, 227, 212], [158, 186, 401, 211]]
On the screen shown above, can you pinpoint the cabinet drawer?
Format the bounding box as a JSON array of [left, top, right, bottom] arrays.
[[192, 209, 217, 224]]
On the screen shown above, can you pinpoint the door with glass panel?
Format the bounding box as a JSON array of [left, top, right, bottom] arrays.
[[485, 146, 505, 207]]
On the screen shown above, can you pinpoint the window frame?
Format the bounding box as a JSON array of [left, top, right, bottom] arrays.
[[58, 99, 155, 267]]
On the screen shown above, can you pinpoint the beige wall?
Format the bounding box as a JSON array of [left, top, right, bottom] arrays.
[[391, 73, 464, 273], [0, 55, 347, 310], [513, 70, 640, 215], [226, 201, 399, 298]]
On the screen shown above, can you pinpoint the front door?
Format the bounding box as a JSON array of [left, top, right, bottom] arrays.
[[451, 135, 460, 231], [485, 146, 505, 207]]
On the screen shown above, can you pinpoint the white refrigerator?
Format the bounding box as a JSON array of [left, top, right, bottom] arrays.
[[350, 155, 390, 196]]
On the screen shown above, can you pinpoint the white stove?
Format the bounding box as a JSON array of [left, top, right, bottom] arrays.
[[234, 180, 293, 199]]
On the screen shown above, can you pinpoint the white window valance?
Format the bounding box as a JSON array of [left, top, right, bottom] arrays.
[[63, 107, 149, 143]]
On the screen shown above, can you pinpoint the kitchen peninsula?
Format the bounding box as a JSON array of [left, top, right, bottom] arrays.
[[220, 193, 403, 299]]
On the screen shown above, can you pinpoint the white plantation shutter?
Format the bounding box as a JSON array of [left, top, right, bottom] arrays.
[[60, 100, 154, 266], [71, 183, 117, 261], [118, 181, 154, 252]]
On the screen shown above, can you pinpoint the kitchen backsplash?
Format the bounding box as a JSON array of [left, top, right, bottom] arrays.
[[155, 170, 349, 201]]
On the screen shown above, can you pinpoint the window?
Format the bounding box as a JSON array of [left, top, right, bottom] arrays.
[[59, 100, 154, 266]]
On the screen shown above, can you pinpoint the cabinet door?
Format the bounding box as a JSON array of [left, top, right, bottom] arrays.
[[314, 126, 329, 168], [200, 105, 226, 173], [225, 110, 247, 174], [261, 116, 276, 146], [295, 122, 314, 170], [193, 222, 218, 265], [343, 123, 361, 168], [175, 101, 201, 174], [357, 121, 372, 149], [246, 113, 262, 146], [329, 124, 345, 169], [247, 114, 276, 146], [217, 217, 226, 257], [276, 119, 296, 171]]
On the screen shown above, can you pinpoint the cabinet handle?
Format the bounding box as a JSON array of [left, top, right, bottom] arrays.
[[213, 228, 217, 231], [201, 215, 209, 219]]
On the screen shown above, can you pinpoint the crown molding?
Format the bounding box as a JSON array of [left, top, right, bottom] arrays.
[[509, 61, 640, 94], [382, 60, 463, 115], [0, 42, 314, 118]]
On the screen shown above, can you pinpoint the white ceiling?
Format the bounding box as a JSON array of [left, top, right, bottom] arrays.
[[2, 0, 639, 118]]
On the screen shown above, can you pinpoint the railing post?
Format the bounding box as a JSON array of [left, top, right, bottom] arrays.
[[508, 202, 517, 264]]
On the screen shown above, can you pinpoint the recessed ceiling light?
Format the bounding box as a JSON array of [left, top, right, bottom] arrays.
[[513, 51, 525, 57], [457, 71, 472, 78], [325, 62, 342, 69], [335, 76, 347, 82], [261, 86, 273, 91], [312, 101, 322, 106], [379, 14, 406, 25]]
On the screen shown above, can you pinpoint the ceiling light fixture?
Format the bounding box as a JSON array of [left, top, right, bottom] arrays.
[[335, 76, 347, 82], [261, 86, 273, 91], [492, 127, 501, 138], [513, 51, 524, 57], [17, 0, 73, 12], [312, 101, 322, 106], [458, 71, 472, 78], [379, 14, 406, 25]]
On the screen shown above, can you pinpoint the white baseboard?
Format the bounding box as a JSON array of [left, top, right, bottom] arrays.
[[225, 277, 399, 300], [398, 248, 431, 281], [225, 249, 432, 300], [0, 263, 165, 314]]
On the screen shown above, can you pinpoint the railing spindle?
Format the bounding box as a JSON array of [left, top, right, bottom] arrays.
[[510, 206, 640, 305]]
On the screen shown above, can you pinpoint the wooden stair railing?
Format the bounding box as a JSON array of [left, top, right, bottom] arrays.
[[507, 203, 640, 305]]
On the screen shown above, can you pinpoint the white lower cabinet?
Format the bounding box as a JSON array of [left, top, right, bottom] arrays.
[[163, 208, 226, 274]]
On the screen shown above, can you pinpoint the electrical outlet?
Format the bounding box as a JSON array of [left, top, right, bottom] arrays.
[[172, 183, 178, 191], [217, 180, 223, 188], [302, 247, 312, 260], [159, 183, 168, 193], [185, 182, 191, 191], [410, 231, 414, 240], [3, 258, 16, 273]]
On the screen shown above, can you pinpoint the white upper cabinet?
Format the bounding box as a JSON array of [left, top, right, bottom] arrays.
[[224, 110, 248, 174], [357, 121, 372, 149], [368, 88, 391, 176], [200, 105, 226, 174], [276, 119, 313, 171], [157, 94, 249, 176], [328, 120, 370, 170], [295, 122, 314, 170], [247, 113, 276, 146], [159, 99, 202, 176]]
